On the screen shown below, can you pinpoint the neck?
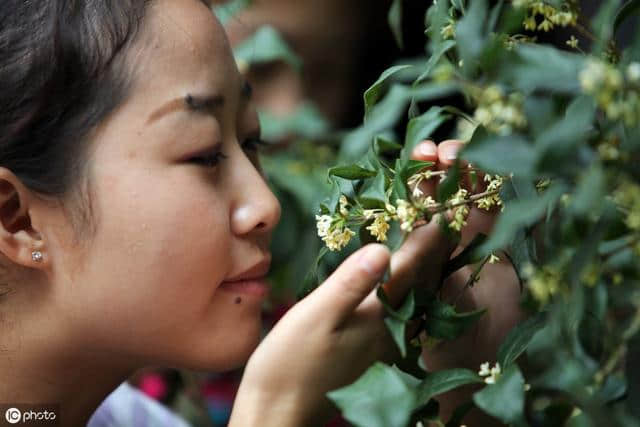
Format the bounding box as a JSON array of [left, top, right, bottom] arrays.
[[0, 318, 139, 426]]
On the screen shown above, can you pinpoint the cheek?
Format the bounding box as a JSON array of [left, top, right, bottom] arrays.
[[68, 167, 232, 343]]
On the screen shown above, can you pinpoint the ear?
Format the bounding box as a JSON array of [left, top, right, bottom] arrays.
[[0, 167, 47, 270]]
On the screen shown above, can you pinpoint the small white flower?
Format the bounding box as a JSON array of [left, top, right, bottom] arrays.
[[478, 362, 502, 384]]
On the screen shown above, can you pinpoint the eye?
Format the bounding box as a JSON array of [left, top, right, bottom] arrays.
[[242, 136, 267, 152], [189, 148, 228, 168]]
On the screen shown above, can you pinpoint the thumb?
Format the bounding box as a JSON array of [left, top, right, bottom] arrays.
[[308, 244, 390, 328]]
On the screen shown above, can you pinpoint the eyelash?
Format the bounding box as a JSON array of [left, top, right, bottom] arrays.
[[189, 137, 267, 168]]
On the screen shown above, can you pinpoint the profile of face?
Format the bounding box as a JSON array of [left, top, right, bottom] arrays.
[[21, 0, 280, 373]]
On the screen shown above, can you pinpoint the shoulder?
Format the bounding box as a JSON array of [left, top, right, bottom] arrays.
[[88, 382, 191, 427]]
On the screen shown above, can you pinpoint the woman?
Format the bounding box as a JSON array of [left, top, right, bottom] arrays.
[[0, 1, 519, 425]]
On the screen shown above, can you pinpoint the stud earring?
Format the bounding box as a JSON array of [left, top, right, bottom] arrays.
[[31, 251, 43, 263]]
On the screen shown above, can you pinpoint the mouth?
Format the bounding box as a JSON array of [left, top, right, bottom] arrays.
[[219, 255, 271, 297]]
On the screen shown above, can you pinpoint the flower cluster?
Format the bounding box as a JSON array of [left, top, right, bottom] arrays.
[[396, 199, 420, 232], [580, 59, 640, 127], [363, 208, 392, 242], [315, 196, 356, 251], [448, 188, 470, 232], [473, 86, 527, 135], [476, 175, 504, 211], [613, 180, 640, 231], [478, 362, 502, 384], [523, 264, 562, 305], [514, 1, 577, 32], [315, 214, 355, 251]]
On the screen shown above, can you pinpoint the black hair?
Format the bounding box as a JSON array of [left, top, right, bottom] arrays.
[[0, 0, 150, 232]]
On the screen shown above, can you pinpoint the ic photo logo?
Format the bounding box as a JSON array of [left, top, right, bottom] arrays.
[[3, 406, 58, 425], [5, 407, 21, 424]]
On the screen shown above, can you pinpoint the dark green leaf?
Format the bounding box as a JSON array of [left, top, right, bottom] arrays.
[[360, 170, 387, 207], [374, 136, 403, 155], [327, 362, 420, 427], [424, 299, 487, 340], [404, 160, 435, 178], [401, 107, 446, 164], [480, 183, 565, 253], [298, 247, 329, 299], [365, 65, 413, 118], [473, 365, 525, 423], [571, 165, 606, 217], [456, 0, 488, 75], [418, 369, 483, 403], [416, 40, 457, 84], [615, 1, 640, 34], [329, 165, 377, 180], [437, 162, 461, 203], [498, 312, 547, 368], [389, 0, 404, 49], [499, 44, 584, 94], [461, 127, 536, 176]]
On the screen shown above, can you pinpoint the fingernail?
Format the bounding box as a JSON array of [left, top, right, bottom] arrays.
[[420, 143, 437, 157], [443, 145, 460, 161], [358, 245, 389, 277]]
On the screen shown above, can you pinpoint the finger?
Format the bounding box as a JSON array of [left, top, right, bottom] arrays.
[[437, 140, 466, 169], [411, 140, 438, 199], [362, 217, 457, 310], [307, 244, 390, 328]]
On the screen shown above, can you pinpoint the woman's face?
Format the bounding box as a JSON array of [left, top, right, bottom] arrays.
[[45, 0, 280, 371]]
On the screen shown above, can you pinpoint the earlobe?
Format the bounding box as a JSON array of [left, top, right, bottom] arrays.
[[0, 168, 48, 270]]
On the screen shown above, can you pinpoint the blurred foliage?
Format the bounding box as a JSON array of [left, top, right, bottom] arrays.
[[298, 0, 640, 426]]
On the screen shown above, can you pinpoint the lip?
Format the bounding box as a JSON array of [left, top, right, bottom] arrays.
[[224, 255, 272, 282]]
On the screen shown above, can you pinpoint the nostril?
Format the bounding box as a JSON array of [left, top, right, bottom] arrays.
[[256, 221, 266, 229]]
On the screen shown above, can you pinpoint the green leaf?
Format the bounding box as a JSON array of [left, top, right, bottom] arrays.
[[473, 365, 525, 424], [401, 107, 446, 164], [213, 0, 252, 25], [461, 127, 536, 176], [365, 65, 413, 119], [424, 299, 486, 340], [416, 40, 457, 84], [298, 247, 329, 299], [456, 0, 488, 75], [233, 26, 302, 70], [258, 103, 329, 141], [571, 165, 606, 217], [329, 165, 377, 180], [374, 136, 403, 155], [327, 362, 420, 427], [436, 161, 461, 203], [404, 160, 435, 179], [497, 312, 547, 368], [535, 96, 596, 165], [379, 290, 416, 357], [499, 44, 584, 94], [615, 0, 640, 34], [480, 183, 565, 253], [360, 170, 388, 207], [388, 0, 404, 49], [418, 369, 483, 403], [392, 158, 409, 202]]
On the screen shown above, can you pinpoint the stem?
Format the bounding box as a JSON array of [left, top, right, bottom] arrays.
[[594, 302, 640, 385], [412, 188, 502, 229], [454, 254, 492, 305]]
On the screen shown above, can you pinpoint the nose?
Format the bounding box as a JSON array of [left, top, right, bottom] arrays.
[[229, 150, 281, 237]]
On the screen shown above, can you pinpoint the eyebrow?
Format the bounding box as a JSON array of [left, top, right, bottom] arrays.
[[146, 81, 253, 125]]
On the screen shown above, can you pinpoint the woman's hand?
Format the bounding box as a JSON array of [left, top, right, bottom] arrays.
[[231, 213, 458, 426], [411, 139, 524, 424]]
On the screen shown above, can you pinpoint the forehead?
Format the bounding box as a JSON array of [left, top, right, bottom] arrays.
[[133, 0, 240, 100]]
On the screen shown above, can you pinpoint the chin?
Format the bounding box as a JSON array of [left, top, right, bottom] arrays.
[[183, 322, 263, 372]]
